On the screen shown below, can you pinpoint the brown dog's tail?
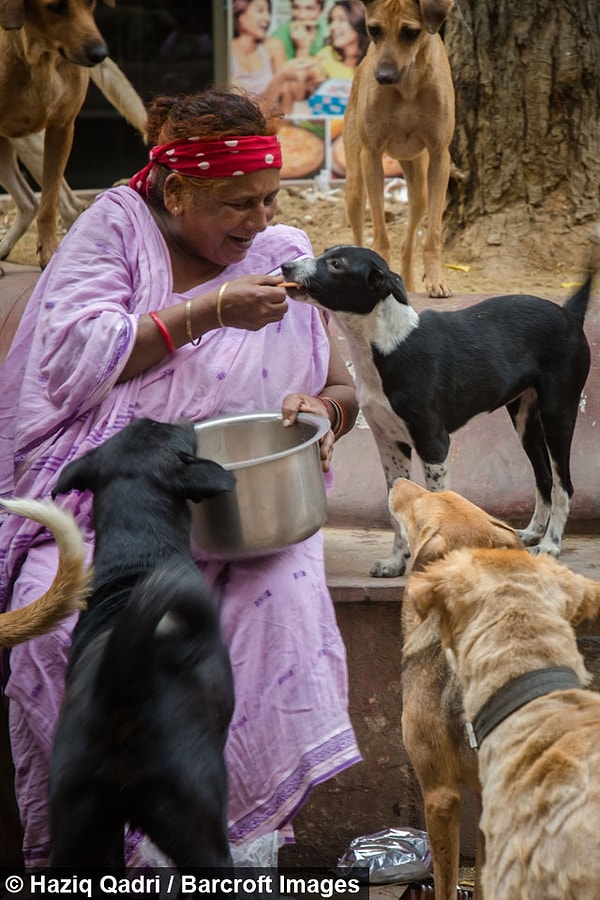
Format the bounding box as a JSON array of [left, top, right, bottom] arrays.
[[90, 58, 148, 141], [0, 498, 90, 648]]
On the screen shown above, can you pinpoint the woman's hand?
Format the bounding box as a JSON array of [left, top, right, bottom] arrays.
[[217, 275, 289, 331], [281, 393, 335, 473]]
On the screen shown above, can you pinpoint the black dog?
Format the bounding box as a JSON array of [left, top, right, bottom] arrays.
[[49, 418, 236, 868], [282, 246, 592, 576]]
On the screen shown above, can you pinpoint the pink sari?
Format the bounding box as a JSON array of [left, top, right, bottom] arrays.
[[0, 187, 361, 866]]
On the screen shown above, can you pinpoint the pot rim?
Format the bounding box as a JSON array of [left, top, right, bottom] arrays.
[[193, 410, 330, 472]]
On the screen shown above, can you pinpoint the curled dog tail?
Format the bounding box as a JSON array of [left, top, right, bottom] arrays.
[[97, 561, 226, 708], [0, 498, 90, 648], [563, 270, 594, 324]]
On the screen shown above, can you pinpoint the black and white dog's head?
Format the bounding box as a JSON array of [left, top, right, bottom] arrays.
[[281, 245, 410, 314]]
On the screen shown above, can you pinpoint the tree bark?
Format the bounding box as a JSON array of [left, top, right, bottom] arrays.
[[443, 0, 600, 264]]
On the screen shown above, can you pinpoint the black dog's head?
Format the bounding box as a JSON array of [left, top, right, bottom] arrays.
[[281, 245, 410, 314], [52, 418, 235, 504]]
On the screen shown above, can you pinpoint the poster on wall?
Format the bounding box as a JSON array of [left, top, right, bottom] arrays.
[[228, 0, 403, 180]]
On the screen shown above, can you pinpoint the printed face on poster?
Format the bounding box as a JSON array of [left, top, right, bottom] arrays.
[[229, 0, 401, 180]]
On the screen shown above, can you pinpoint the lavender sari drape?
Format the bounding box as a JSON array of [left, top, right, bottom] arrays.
[[0, 187, 361, 866]]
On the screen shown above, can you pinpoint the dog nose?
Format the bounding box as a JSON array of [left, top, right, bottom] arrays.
[[86, 43, 109, 66], [375, 62, 402, 85]]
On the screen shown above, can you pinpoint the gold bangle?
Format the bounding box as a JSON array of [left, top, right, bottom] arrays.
[[216, 281, 230, 328], [185, 298, 201, 346]]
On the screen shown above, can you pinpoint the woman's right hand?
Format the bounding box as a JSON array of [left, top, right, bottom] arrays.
[[215, 275, 290, 331]]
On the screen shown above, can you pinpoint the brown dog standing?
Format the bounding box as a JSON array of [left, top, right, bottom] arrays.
[[0, 0, 132, 271], [344, 0, 455, 297], [389, 478, 523, 900]]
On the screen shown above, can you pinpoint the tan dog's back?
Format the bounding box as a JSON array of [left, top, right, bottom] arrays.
[[410, 547, 600, 898]]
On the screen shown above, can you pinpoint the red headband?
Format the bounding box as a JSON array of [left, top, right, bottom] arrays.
[[129, 135, 283, 197]]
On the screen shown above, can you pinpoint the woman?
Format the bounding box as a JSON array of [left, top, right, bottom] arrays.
[[0, 88, 360, 868], [314, 0, 369, 80], [231, 0, 314, 114]]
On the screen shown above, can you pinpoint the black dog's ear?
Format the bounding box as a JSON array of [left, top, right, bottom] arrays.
[[366, 264, 410, 305], [175, 453, 236, 502], [52, 451, 99, 498]]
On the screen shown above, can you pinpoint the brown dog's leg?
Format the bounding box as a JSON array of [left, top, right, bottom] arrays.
[[423, 145, 452, 298], [36, 122, 76, 268], [399, 154, 428, 292], [344, 146, 367, 248], [0, 137, 39, 264], [363, 150, 390, 264]]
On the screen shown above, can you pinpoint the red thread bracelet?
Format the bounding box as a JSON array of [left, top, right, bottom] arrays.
[[149, 311, 175, 354]]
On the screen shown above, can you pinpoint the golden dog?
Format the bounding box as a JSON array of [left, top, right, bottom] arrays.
[[343, 0, 455, 297], [389, 478, 523, 900], [0, 498, 89, 647], [0, 0, 145, 271], [409, 546, 600, 900]]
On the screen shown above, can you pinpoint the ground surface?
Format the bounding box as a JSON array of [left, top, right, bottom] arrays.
[[0, 182, 593, 300]]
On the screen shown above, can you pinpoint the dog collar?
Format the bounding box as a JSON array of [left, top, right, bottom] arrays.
[[465, 666, 581, 750]]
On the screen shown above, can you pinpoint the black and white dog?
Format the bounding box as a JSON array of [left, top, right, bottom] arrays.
[[282, 246, 592, 576], [49, 418, 236, 868]]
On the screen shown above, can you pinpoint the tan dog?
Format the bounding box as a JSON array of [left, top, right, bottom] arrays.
[[343, 0, 455, 298], [409, 547, 600, 900], [389, 478, 523, 900], [8, 58, 147, 251], [0, 498, 89, 646], [0, 0, 145, 272]]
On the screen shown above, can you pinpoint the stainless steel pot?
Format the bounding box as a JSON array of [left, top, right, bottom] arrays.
[[190, 411, 330, 559]]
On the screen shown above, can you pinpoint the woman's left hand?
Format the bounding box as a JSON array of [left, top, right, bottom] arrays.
[[281, 393, 335, 473]]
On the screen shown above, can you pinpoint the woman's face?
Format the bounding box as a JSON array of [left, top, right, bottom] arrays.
[[172, 169, 281, 267], [237, 0, 272, 39], [328, 6, 357, 52]]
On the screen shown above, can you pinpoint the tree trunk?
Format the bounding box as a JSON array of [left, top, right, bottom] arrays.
[[443, 0, 600, 268]]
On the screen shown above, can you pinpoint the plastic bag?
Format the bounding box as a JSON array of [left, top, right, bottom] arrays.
[[337, 826, 433, 884]]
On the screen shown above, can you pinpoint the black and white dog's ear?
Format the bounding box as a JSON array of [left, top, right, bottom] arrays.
[[52, 451, 99, 498], [388, 271, 410, 305], [175, 453, 236, 502], [366, 262, 410, 305]]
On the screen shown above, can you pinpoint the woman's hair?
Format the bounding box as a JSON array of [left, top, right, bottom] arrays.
[[232, 0, 271, 38], [327, 0, 369, 63], [144, 87, 279, 210]]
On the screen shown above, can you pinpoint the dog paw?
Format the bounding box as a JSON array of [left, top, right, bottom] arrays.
[[427, 280, 453, 299], [529, 541, 561, 558], [370, 556, 407, 578]]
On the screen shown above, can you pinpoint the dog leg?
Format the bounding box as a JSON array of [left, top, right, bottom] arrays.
[[369, 426, 412, 577], [36, 122, 75, 268], [344, 143, 367, 248], [12, 134, 87, 229], [362, 150, 391, 264], [507, 394, 553, 546], [399, 155, 429, 292], [422, 459, 450, 492], [422, 146, 452, 298], [0, 137, 39, 263]]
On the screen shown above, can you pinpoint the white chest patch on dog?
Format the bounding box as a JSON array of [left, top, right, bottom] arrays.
[[373, 295, 419, 355]]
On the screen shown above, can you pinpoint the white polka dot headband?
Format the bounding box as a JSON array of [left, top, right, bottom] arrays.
[[129, 135, 283, 198]]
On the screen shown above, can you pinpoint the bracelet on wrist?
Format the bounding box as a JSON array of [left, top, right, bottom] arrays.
[[185, 298, 201, 346], [149, 311, 175, 354], [318, 395, 346, 438]]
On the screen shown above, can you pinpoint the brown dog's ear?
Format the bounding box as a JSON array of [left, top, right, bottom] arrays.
[[101, 0, 116, 7], [486, 515, 523, 549], [419, 0, 454, 34], [412, 524, 448, 571], [407, 564, 447, 621], [556, 567, 600, 627], [0, 0, 24, 29]]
